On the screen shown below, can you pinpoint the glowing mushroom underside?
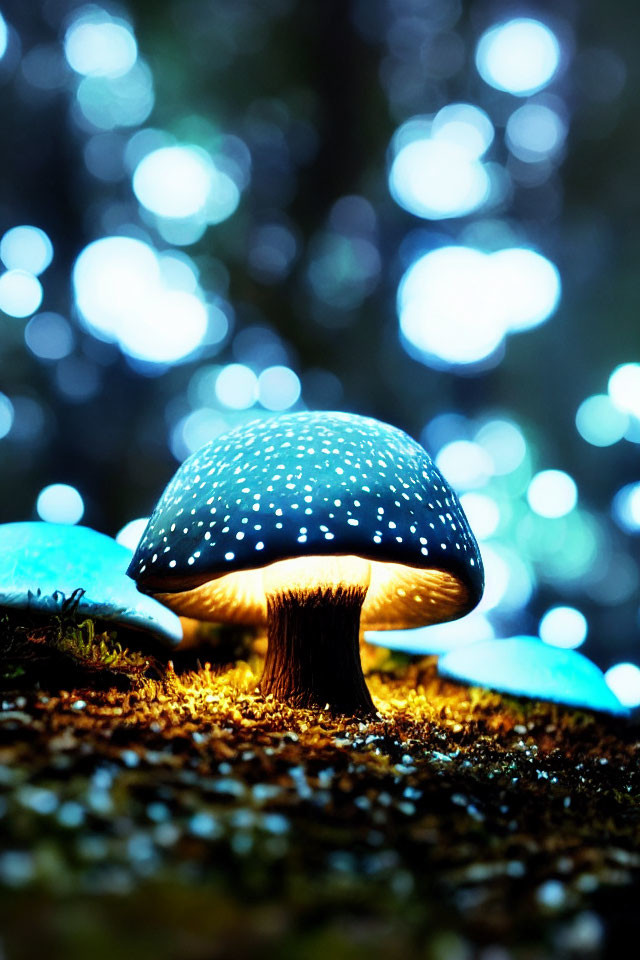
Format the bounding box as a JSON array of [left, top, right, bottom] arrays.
[[129, 411, 484, 713]]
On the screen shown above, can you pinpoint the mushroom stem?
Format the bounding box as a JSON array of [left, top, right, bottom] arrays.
[[260, 585, 375, 715]]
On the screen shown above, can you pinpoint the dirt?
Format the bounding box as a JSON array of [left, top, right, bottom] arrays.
[[0, 642, 639, 959]]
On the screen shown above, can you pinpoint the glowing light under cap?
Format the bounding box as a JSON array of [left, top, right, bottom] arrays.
[[605, 662, 640, 708], [0, 271, 43, 318], [0, 226, 53, 275], [64, 11, 137, 78], [36, 484, 85, 525], [527, 469, 577, 518], [539, 606, 587, 649], [476, 18, 561, 96]]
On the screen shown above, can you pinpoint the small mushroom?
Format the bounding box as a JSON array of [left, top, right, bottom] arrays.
[[128, 411, 483, 715], [0, 522, 182, 645], [365, 610, 493, 657], [438, 636, 628, 716]]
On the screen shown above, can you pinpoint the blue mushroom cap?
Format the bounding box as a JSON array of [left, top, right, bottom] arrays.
[[365, 612, 493, 657], [438, 636, 628, 717], [0, 522, 182, 646], [129, 411, 484, 628]]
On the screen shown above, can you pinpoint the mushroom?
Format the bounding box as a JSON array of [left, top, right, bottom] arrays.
[[128, 411, 483, 715], [0, 522, 182, 646], [438, 636, 628, 717], [364, 610, 493, 657]]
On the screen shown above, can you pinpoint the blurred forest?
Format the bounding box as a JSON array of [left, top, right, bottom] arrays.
[[0, 0, 639, 684]]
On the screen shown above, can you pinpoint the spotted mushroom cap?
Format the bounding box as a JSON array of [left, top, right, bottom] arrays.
[[128, 411, 484, 628], [0, 522, 182, 646]]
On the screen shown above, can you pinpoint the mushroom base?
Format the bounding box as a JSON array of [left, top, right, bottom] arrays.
[[260, 585, 375, 716]]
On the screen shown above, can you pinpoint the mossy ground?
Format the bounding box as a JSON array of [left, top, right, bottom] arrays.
[[1, 627, 640, 959]]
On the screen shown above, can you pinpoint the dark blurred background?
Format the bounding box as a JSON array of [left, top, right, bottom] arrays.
[[0, 0, 639, 699]]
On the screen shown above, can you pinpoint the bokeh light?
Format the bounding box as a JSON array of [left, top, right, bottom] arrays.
[[477, 542, 534, 613], [0, 226, 53, 275], [431, 103, 494, 159], [608, 363, 640, 419], [0, 271, 43, 318], [0, 12, 7, 61], [134, 146, 214, 219], [576, 394, 629, 447], [506, 104, 567, 163], [76, 61, 154, 130], [257, 366, 301, 411], [612, 483, 640, 534], [490, 249, 561, 333], [519, 508, 599, 584], [458, 492, 501, 540], [24, 313, 75, 361], [120, 290, 208, 364], [605, 663, 640, 708], [307, 232, 380, 310], [436, 440, 493, 490], [476, 19, 561, 96], [398, 245, 560, 368], [474, 419, 527, 475], [170, 408, 230, 461], [215, 364, 258, 410], [115, 518, 149, 551], [0, 393, 14, 440], [73, 237, 208, 364], [539, 606, 588, 649], [64, 9, 137, 78], [422, 412, 471, 454], [390, 137, 490, 221], [36, 484, 85, 525], [398, 246, 504, 367], [248, 223, 298, 283], [527, 470, 577, 518]]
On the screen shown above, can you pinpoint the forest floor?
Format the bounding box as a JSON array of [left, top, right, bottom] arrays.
[[1, 628, 640, 960]]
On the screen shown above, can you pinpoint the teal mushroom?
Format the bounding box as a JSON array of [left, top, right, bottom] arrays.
[[438, 636, 628, 717], [0, 522, 182, 646]]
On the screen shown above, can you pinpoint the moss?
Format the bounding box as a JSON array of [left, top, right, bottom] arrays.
[[0, 647, 638, 958], [0, 594, 157, 684]]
